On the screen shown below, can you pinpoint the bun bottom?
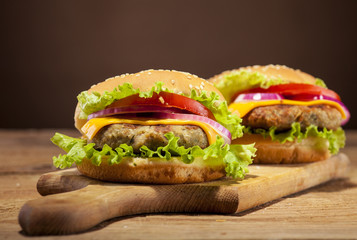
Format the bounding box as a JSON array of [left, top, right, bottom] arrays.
[[76, 157, 225, 184], [232, 134, 330, 164]]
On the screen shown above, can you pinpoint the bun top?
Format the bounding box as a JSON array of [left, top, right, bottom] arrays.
[[239, 65, 316, 84], [210, 64, 317, 85], [209, 65, 320, 104], [74, 69, 225, 132], [88, 69, 223, 97]]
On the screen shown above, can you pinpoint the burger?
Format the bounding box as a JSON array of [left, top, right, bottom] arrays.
[[209, 65, 349, 164], [51, 69, 256, 184]]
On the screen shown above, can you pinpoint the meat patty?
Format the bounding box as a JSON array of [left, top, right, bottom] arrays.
[[91, 124, 209, 153], [243, 105, 342, 131]]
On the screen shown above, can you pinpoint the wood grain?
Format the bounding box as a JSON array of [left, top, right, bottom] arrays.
[[18, 154, 349, 235], [1, 129, 357, 239]]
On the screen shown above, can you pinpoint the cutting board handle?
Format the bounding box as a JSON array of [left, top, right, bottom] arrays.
[[18, 183, 238, 235]]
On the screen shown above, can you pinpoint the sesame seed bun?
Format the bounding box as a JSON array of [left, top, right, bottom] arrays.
[[75, 69, 224, 132], [73, 69, 227, 183], [241, 65, 317, 85], [209, 64, 316, 87]]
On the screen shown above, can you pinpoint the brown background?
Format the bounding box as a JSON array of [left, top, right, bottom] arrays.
[[1, 0, 356, 129]]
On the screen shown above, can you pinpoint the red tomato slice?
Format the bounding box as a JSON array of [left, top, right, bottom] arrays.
[[106, 92, 216, 120], [233, 83, 341, 102]]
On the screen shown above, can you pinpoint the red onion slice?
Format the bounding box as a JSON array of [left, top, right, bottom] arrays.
[[88, 105, 189, 120], [234, 93, 283, 102]]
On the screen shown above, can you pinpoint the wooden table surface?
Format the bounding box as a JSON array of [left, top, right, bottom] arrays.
[[1, 129, 356, 239]]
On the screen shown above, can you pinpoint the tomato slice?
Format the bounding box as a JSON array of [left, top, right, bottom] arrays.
[[106, 92, 216, 120], [233, 83, 341, 102]]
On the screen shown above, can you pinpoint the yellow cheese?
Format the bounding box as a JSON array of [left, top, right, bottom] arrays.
[[229, 99, 346, 118], [81, 117, 220, 145]]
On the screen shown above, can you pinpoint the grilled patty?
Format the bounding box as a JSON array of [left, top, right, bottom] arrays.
[[242, 105, 342, 131], [91, 124, 209, 153]]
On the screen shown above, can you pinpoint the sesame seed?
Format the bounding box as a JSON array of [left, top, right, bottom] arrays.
[[148, 72, 152, 75], [206, 81, 214, 86], [171, 79, 175, 84], [136, 74, 140, 77], [186, 75, 192, 79], [159, 97, 165, 104], [200, 85, 204, 89], [189, 84, 193, 88], [195, 86, 200, 90]]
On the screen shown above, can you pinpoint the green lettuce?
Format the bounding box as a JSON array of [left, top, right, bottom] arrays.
[[315, 78, 327, 88], [188, 89, 243, 139], [77, 82, 167, 119], [214, 70, 329, 103], [51, 132, 256, 179], [244, 123, 345, 154], [77, 82, 243, 139], [224, 144, 256, 179], [214, 70, 285, 103]]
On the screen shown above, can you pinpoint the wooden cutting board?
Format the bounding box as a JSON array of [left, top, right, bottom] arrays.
[[19, 153, 350, 235]]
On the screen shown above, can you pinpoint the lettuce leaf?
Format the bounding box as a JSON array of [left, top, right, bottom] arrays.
[[214, 70, 285, 103], [224, 144, 256, 179], [213, 70, 328, 103], [51, 132, 255, 179], [244, 123, 345, 154], [188, 89, 243, 139], [315, 78, 327, 88], [77, 82, 168, 119], [77, 82, 243, 139]]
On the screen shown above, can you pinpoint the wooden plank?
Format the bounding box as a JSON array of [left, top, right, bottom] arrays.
[[1, 130, 357, 239], [18, 153, 349, 235]]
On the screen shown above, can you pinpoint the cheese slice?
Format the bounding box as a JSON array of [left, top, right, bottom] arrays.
[[81, 117, 220, 145], [229, 99, 346, 118]]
